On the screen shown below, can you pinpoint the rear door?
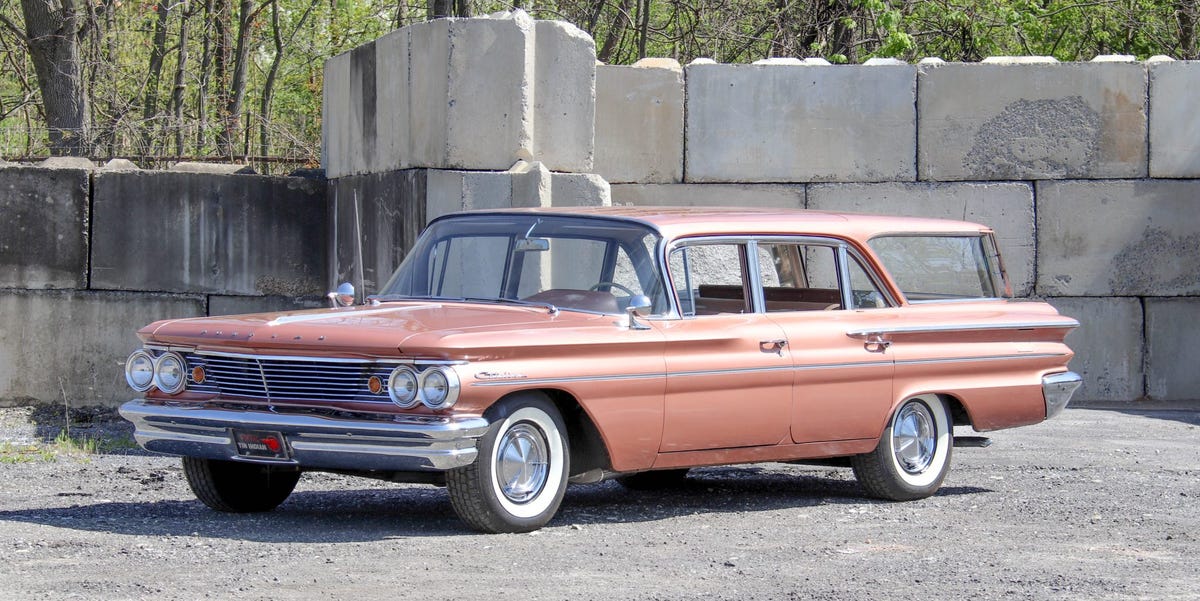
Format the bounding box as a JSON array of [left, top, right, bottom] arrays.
[[753, 239, 897, 443]]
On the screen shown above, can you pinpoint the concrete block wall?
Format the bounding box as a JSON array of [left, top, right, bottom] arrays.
[[601, 57, 1200, 402], [317, 18, 1198, 403], [0, 163, 327, 405]]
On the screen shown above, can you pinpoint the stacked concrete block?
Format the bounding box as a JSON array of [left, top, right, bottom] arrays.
[[208, 295, 326, 316], [323, 12, 596, 178], [1145, 298, 1200, 400], [534, 20, 597, 173], [0, 290, 205, 405], [551, 172, 611, 207], [1047, 297, 1145, 402], [375, 28, 409, 174], [594, 59, 685, 183], [1148, 60, 1200, 178], [611, 183, 805, 209], [918, 61, 1147, 181], [684, 61, 917, 183], [329, 170, 427, 296], [427, 163, 611, 221], [0, 166, 90, 289], [1036, 180, 1200, 297], [808, 182, 1036, 296], [322, 52, 351, 176], [91, 171, 327, 297]]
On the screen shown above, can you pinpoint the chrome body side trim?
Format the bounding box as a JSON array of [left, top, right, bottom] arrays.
[[471, 353, 1067, 387], [1042, 371, 1083, 419], [118, 399, 490, 471], [846, 319, 1080, 337]]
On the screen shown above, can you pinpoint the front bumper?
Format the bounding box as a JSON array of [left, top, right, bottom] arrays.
[[1042, 371, 1083, 419], [119, 399, 490, 471]]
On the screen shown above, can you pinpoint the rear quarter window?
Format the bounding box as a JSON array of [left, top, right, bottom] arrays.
[[868, 235, 1002, 301]]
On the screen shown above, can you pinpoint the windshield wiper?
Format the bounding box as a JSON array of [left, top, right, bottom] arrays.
[[463, 297, 559, 315]]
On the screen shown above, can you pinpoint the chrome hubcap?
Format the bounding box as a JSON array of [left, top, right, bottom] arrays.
[[892, 402, 936, 474], [496, 423, 549, 503]]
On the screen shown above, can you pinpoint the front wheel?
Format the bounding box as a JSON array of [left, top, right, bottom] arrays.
[[446, 393, 570, 533], [851, 395, 953, 501], [182, 457, 300, 512]]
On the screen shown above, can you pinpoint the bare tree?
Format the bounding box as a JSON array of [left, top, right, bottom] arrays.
[[260, 0, 317, 157], [172, 0, 194, 155], [142, 0, 172, 153], [16, 0, 90, 155]]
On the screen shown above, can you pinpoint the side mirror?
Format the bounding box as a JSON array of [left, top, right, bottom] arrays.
[[625, 295, 652, 330], [328, 282, 355, 308]]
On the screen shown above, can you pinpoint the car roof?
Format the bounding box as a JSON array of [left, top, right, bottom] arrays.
[[457, 206, 992, 243]]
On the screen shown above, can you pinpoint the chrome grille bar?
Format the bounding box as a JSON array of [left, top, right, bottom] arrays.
[[183, 353, 396, 404]]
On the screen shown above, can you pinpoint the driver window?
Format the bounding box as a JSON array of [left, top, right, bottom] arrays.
[[670, 243, 749, 316]]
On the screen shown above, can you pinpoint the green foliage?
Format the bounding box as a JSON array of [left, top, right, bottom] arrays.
[[0, 0, 1196, 164]]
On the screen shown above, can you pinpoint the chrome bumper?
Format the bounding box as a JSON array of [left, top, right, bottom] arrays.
[[119, 399, 490, 471], [1042, 371, 1083, 419]]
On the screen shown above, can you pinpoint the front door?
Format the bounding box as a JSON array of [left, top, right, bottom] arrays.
[[658, 241, 792, 451]]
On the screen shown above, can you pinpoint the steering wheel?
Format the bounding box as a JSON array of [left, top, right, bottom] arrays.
[[589, 281, 636, 296]]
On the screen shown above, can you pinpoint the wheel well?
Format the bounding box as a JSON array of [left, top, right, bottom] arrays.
[[939, 394, 972, 428], [497, 388, 611, 477]]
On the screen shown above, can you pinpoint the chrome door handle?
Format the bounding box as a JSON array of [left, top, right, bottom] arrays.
[[864, 335, 891, 353], [760, 339, 788, 355]]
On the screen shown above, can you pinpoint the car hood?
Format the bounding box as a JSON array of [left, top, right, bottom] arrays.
[[141, 301, 626, 359]]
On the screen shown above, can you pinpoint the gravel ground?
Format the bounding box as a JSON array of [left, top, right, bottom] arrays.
[[0, 405, 1197, 600]]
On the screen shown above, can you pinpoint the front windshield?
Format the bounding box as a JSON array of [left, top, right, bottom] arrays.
[[379, 214, 670, 315]]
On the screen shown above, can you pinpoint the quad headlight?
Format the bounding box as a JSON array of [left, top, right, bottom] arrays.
[[125, 350, 155, 392], [387, 365, 460, 410], [152, 352, 187, 395], [388, 366, 420, 408], [419, 367, 460, 410]]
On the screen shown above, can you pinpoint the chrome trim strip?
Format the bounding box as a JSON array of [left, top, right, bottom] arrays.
[[190, 349, 464, 366], [473, 372, 666, 387], [846, 320, 1080, 337], [471, 352, 1067, 387], [671, 365, 794, 378], [895, 353, 1066, 366]]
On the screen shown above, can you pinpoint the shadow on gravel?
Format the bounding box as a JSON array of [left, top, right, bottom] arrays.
[[0, 465, 993, 539], [1102, 410, 1200, 427], [1071, 405, 1200, 427]]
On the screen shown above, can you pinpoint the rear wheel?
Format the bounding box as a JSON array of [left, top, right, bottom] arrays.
[[851, 395, 952, 501], [446, 393, 570, 533], [182, 457, 300, 512]]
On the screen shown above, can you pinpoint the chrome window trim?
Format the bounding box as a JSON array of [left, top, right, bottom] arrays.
[[836, 244, 854, 310]]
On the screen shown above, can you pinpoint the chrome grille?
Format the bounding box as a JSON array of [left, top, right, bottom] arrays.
[[184, 353, 395, 403]]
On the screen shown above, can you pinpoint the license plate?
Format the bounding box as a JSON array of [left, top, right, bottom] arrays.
[[232, 429, 290, 460]]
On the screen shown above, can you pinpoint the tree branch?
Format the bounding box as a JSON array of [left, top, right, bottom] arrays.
[[0, 13, 29, 43]]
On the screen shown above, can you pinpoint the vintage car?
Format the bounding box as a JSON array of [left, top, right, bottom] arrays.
[[119, 206, 1082, 533]]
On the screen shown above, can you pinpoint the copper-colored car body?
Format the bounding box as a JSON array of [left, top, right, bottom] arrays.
[[119, 207, 1082, 533]]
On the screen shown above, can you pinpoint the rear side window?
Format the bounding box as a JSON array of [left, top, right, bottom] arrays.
[[869, 235, 1002, 301]]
